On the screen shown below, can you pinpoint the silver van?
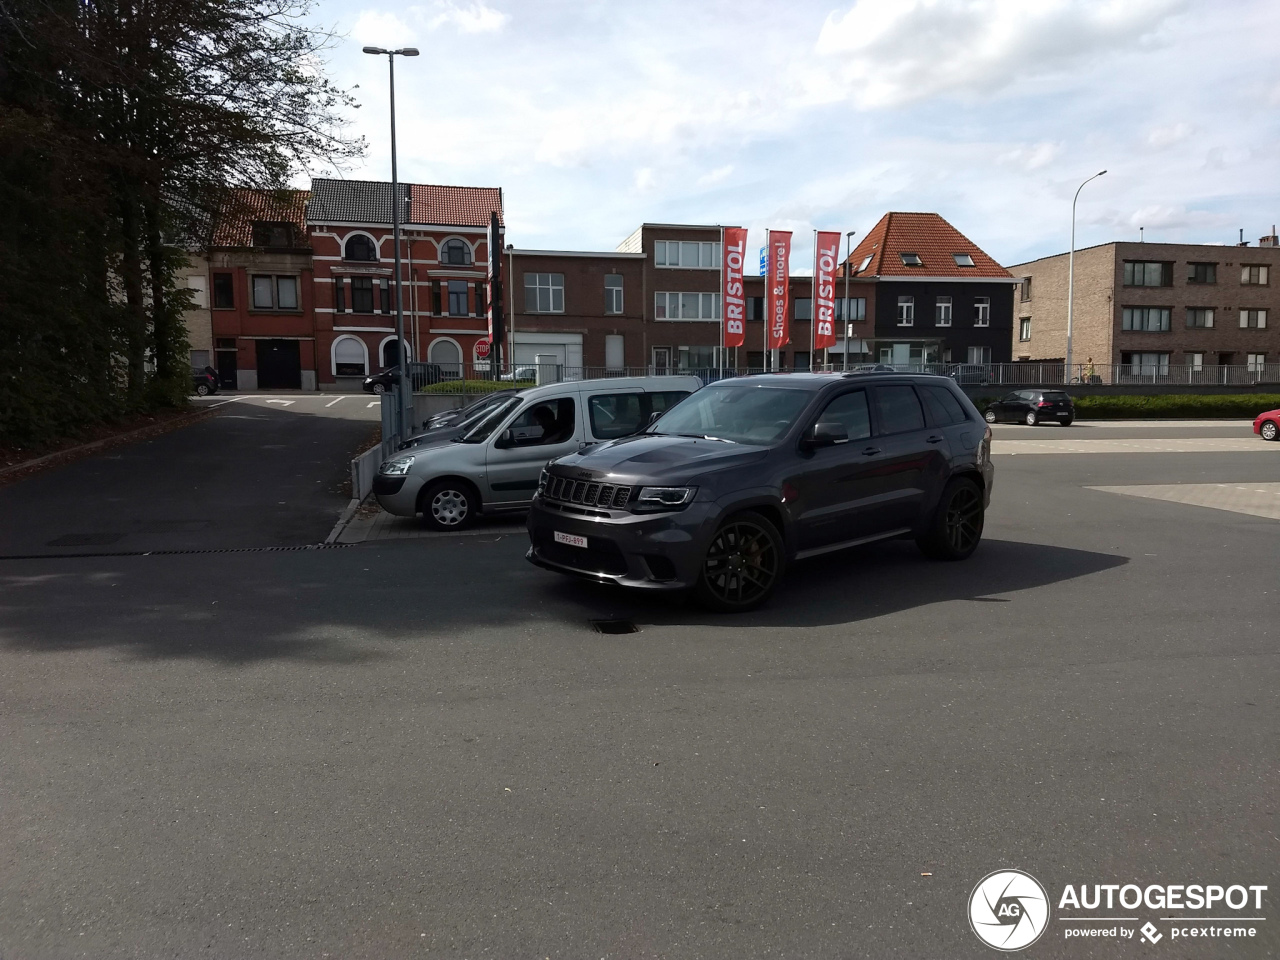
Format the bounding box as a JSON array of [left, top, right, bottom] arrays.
[[373, 376, 703, 530]]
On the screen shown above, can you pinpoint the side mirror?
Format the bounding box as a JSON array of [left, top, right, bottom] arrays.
[[803, 421, 849, 448], [645, 410, 662, 427], [494, 428, 515, 449]]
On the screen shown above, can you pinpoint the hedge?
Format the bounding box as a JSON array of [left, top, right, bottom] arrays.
[[418, 379, 534, 394], [972, 393, 1280, 419]]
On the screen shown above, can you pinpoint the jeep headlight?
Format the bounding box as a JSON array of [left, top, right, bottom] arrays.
[[380, 456, 415, 476], [537, 467, 549, 494], [635, 486, 696, 511]]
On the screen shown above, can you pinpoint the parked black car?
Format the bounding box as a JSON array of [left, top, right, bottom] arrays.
[[363, 364, 448, 394], [983, 389, 1074, 426], [397, 390, 519, 450], [192, 366, 219, 396], [526, 372, 994, 612]]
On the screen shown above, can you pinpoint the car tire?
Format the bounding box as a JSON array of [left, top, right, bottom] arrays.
[[372, 383, 387, 395], [1024, 411, 1038, 426], [983, 409, 997, 423], [1262, 420, 1279, 441], [694, 510, 785, 613], [1060, 418, 1073, 427], [195, 383, 210, 396], [419, 479, 478, 532], [916, 477, 985, 561]]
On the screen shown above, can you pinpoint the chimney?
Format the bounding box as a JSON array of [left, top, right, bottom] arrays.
[[1260, 225, 1279, 248], [1238, 228, 1249, 247]]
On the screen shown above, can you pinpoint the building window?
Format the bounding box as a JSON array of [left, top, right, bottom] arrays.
[[835, 298, 866, 322], [344, 234, 377, 262], [1247, 353, 1267, 373], [856, 255, 872, 272], [654, 240, 721, 268], [1122, 351, 1170, 375], [212, 273, 234, 309], [953, 253, 975, 267], [1186, 308, 1214, 328], [794, 298, 812, 321], [252, 221, 295, 248], [379, 279, 391, 314], [792, 351, 811, 371], [250, 275, 299, 310], [677, 345, 723, 370], [1188, 352, 1204, 371], [430, 281, 442, 315], [1187, 262, 1216, 284], [334, 279, 346, 313], [1241, 265, 1269, 285], [351, 276, 374, 313], [474, 282, 486, 317], [746, 297, 764, 320], [967, 346, 992, 364], [1122, 306, 1171, 331], [973, 296, 990, 326], [333, 336, 367, 377], [1019, 277, 1032, 301], [899, 252, 922, 266], [1240, 308, 1268, 329], [1019, 317, 1031, 341], [1123, 261, 1172, 286], [654, 291, 720, 320], [524, 273, 564, 313], [604, 274, 623, 314], [441, 238, 472, 266], [448, 279, 469, 316], [935, 296, 952, 326], [896, 296, 914, 325]]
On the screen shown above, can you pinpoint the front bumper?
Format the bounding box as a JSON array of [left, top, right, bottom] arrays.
[[525, 497, 719, 590], [374, 473, 426, 517]]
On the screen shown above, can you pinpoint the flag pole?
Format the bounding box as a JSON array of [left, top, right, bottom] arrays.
[[719, 225, 725, 380], [810, 229, 817, 370], [763, 230, 770, 372]]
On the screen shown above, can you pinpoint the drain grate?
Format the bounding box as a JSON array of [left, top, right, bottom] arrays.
[[590, 619, 638, 635], [45, 533, 125, 547], [964, 596, 1010, 603]]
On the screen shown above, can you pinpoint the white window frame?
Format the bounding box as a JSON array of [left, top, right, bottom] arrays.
[[1240, 264, 1270, 285], [935, 296, 952, 326], [654, 291, 721, 321], [654, 240, 722, 269], [1188, 352, 1204, 371], [604, 274, 623, 315], [1246, 352, 1267, 373], [966, 346, 992, 365], [1186, 307, 1214, 329], [524, 273, 565, 314], [1019, 317, 1031, 341], [251, 274, 300, 311], [1240, 308, 1268, 329], [1122, 306, 1172, 332], [973, 296, 990, 326], [896, 295, 914, 326], [331, 334, 369, 377], [953, 253, 975, 267]]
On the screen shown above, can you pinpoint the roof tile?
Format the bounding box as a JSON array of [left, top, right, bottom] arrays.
[[846, 212, 1012, 279], [211, 189, 310, 248], [307, 178, 503, 228]]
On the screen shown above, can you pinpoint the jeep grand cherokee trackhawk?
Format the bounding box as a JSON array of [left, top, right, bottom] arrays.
[[526, 372, 994, 612]]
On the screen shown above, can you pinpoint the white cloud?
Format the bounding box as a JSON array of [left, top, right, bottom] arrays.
[[998, 141, 1063, 171], [696, 165, 734, 187], [816, 0, 1189, 108], [1146, 122, 1193, 148], [351, 10, 414, 44], [633, 168, 656, 192], [426, 0, 507, 33]]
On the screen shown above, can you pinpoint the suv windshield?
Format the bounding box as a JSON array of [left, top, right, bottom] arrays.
[[458, 396, 521, 443], [647, 384, 810, 445]]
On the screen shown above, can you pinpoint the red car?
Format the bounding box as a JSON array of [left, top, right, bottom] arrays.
[[1254, 408, 1280, 441]]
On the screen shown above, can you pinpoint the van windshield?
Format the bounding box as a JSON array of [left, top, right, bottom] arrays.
[[647, 384, 810, 445]]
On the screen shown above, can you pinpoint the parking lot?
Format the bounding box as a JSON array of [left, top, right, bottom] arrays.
[[0, 408, 1276, 958]]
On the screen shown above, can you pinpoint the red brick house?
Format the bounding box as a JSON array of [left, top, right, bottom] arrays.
[[305, 178, 504, 389]]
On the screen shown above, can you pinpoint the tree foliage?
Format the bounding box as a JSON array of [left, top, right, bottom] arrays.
[[0, 0, 362, 448]]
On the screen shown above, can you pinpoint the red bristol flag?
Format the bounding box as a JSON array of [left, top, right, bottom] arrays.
[[813, 230, 842, 350], [722, 227, 748, 348], [766, 230, 792, 350]]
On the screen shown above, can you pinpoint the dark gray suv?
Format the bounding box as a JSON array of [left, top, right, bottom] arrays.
[[525, 373, 994, 611]]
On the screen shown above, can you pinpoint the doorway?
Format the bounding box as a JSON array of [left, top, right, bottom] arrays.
[[215, 338, 238, 390], [255, 339, 302, 390], [652, 346, 671, 374]]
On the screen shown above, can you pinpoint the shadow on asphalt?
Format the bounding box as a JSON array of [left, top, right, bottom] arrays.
[[0, 536, 1127, 663]]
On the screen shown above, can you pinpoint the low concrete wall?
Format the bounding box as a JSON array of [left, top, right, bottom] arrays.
[[350, 444, 382, 501]]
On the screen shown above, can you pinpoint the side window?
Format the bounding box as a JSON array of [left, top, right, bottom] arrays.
[[1002, 392, 1021, 402], [873, 385, 925, 435], [817, 390, 871, 441], [588, 393, 645, 440], [648, 391, 690, 414], [505, 397, 576, 446], [920, 385, 968, 426]]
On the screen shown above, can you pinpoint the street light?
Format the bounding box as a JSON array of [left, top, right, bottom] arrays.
[[1066, 169, 1106, 383], [363, 45, 419, 441], [843, 231, 856, 372]]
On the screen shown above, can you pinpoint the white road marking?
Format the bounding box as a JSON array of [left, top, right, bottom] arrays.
[[205, 396, 244, 408], [325, 397, 344, 407], [367, 401, 380, 408], [993, 437, 1274, 455], [265, 399, 295, 406]]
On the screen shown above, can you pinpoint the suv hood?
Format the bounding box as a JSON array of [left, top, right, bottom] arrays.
[[554, 434, 766, 483]]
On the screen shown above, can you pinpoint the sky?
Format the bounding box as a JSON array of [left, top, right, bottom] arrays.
[[304, 0, 1280, 271]]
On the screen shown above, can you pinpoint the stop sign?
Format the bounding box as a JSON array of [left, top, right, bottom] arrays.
[[475, 338, 491, 358]]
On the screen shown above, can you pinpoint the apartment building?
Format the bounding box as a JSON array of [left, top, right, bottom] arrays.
[[1009, 231, 1280, 376]]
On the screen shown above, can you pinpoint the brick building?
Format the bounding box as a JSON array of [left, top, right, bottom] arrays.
[[306, 178, 504, 389], [207, 190, 315, 390], [1009, 232, 1280, 377], [841, 212, 1019, 367]]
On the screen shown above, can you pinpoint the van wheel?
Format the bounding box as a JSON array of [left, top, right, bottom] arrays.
[[694, 511, 785, 613], [420, 479, 477, 531], [917, 477, 985, 561]]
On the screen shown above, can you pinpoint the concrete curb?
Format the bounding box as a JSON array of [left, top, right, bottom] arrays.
[[325, 497, 364, 544]]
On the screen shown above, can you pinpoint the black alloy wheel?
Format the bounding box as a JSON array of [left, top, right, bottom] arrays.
[[1261, 420, 1278, 441], [372, 382, 387, 395], [695, 511, 784, 612], [195, 383, 210, 396], [917, 477, 985, 561], [1060, 418, 1074, 427]]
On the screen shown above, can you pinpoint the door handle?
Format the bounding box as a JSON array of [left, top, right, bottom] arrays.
[[861, 446, 881, 456], [926, 435, 944, 444]]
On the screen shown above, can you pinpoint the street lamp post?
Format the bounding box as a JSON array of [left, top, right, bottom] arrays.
[[843, 231, 856, 372], [1066, 170, 1106, 383], [363, 45, 419, 441]]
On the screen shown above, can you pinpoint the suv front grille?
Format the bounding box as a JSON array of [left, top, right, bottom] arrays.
[[543, 475, 632, 508]]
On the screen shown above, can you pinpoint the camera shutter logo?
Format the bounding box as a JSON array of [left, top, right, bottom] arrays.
[[969, 869, 1050, 951]]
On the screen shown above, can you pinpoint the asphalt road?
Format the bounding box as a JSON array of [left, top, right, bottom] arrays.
[[0, 417, 1276, 959]]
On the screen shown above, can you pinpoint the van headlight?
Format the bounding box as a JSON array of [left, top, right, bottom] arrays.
[[635, 486, 696, 511], [380, 456, 415, 476]]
